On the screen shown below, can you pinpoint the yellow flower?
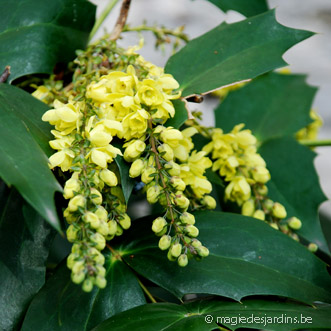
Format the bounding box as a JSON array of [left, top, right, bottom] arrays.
[[158, 143, 174, 161], [100, 169, 118, 186], [225, 176, 251, 205], [190, 177, 212, 198], [63, 174, 81, 199], [121, 109, 150, 140], [151, 100, 175, 123], [173, 127, 197, 162], [219, 156, 239, 181], [32, 85, 53, 103], [123, 139, 146, 162], [129, 159, 145, 178], [251, 166, 270, 184], [49, 150, 75, 171], [89, 145, 122, 168], [160, 127, 183, 148], [135, 79, 164, 106]]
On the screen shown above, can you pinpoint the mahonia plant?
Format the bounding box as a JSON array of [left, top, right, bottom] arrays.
[[38, 37, 215, 291]]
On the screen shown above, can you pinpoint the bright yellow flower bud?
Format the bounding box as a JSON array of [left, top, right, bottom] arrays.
[[95, 206, 108, 222], [252, 166, 271, 184], [119, 214, 131, 230], [71, 272, 85, 284], [253, 210, 265, 221], [159, 235, 172, 250], [180, 212, 195, 225], [90, 188, 102, 205], [129, 159, 145, 178], [121, 109, 149, 140], [186, 225, 199, 237], [66, 225, 79, 242], [225, 176, 251, 205], [197, 246, 209, 257], [203, 195, 217, 210], [152, 217, 167, 233], [72, 261, 85, 274], [124, 140, 146, 162], [95, 276, 107, 289], [84, 211, 100, 229], [178, 254, 188, 267], [170, 243, 182, 258], [288, 217, 302, 230], [108, 220, 118, 235], [272, 202, 287, 219], [96, 221, 109, 236], [136, 79, 164, 106], [63, 177, 81, 199], [100, 169, 118, 186], [242, 199, 255, 216], [82, 279, 94, 292], [68, 195, 86, 212], [270, 223, 279, 230], [174, 191, 190, 210], [191, 239, 202, 248], [147, 185, 162, 204], [165, 161, 181, 176], [141, 167, 156, 184], [170, 177, 186, 191], [158, 144, 174, 161], [90, 233, 106, 250]]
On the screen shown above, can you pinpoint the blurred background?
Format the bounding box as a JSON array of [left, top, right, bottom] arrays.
[[90, 0, 331, 218]]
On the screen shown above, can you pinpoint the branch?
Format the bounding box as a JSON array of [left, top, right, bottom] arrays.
[[109, 0, 132, 41], [89, 0, 120, 42], [300, 139, 331, 147], [0, 66, 11, 83]]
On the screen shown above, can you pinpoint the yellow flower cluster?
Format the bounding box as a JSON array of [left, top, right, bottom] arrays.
[[203, 124, 302, 238], [41, 46, 213, 289], [126, 123, 214, 266], [296, 109, 323, 141]]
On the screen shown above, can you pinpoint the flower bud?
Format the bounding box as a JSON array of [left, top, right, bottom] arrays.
[[158, 144, 174, 161], [256, 185, 268, 196], [95, 206, 108, 222], [108, 220, 118, 235], [66, 225, 79, 242], [174, 191, 190, 210], [170, 243, 182, 258], [165, 161, 181, 176], [160, 128, 183, 148], [90, 233, 106, 250], [147, 185, 161, 204], [100, 169, 118, 186], [158, 235, 171, 250], [272, 202, 287, 219], [152, 217, 167, 233], [178, 254, 188, 267], [167, 250, 177, 261], [129, 159, 145, 178], [95, 276, 107, 289], [191, 239, 202, 248], [119, 213, 131, 230], [141, 167, 156, 184], [270, 223, 279, 230], [116, 225, 123, 236], [288, 217, 302, 230], [71, 272, 85, 284], [186, 225, 199, 237], [197, 246, 209, 257], [252, 166, 270, 184], [97, 221, 109, 236], [203, 195, 217, 210], [63, 178, 80, 199], [180, 212, 195, 225], [170, 177, 186, 191], [242, 199, 255, 216], [253, 210, 265, 221], [263, 199, 274, 210], [72, 261, 85, 274], [67, 252, 79, 269], [68, 195, 85, 212], [308, 243, 318, 253], [82, 278, 94, 292], [90, 188, 102, 205], [96, 265, 106, 277], [124, 140, 146, 162], [83, 211, 100, 229]]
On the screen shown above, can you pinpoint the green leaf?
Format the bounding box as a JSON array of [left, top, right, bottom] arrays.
[[259, 137, 329, 253], [206, 0, 268, 17], [0, 0, 96, 83], [215, 72, 317, 142], [0, 187, 55, 331], [22, 253, 146, 330], [165, 10, 313, 97], [0, 84, 62, 231], [165, 99, 188, 129], [117, 212, 331, 304], [94, 299, 331, 331], [115, 155, 135, 204]]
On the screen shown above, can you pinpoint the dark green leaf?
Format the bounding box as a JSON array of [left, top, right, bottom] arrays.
[[165, 99, 188, 129], [165, 10, 313, 96], [117, 212, 331, 304], [115, 155, 135, 204], [215, 72, 317, 142], [259, 137, 329, 253], [22, 253, 146, 331], [0, 84, 62, 231], [94, 299, 331, 331], [0, 188, 54, 330], [0, 0, 96, 82], [206, 0, 268, 17]]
